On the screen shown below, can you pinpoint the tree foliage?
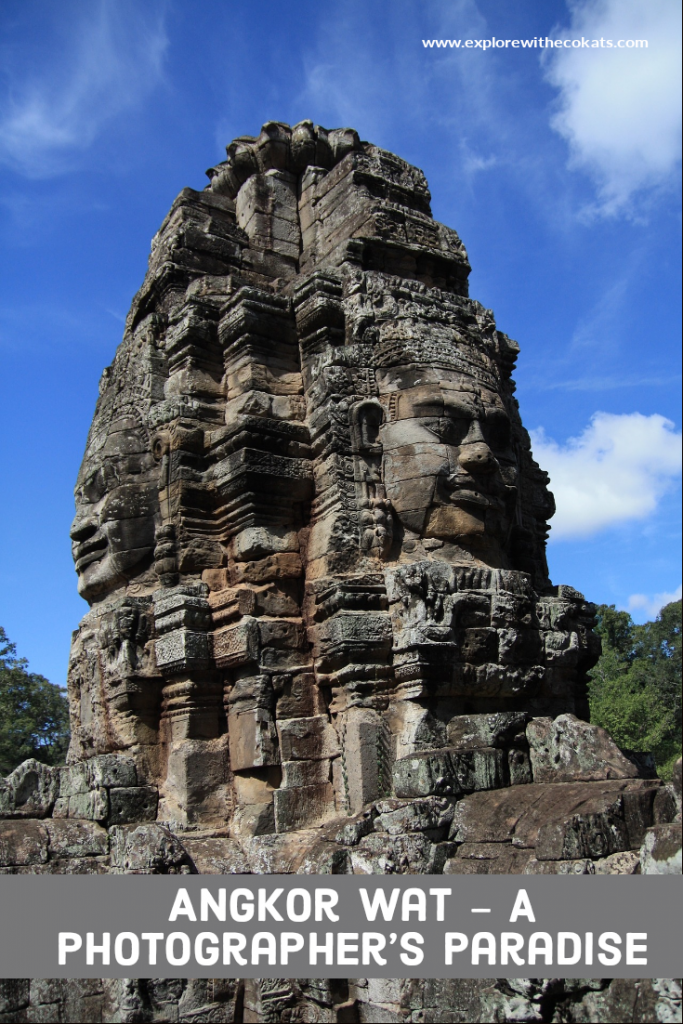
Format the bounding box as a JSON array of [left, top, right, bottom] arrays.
[[0, 627, 70, 776], [589, 600, 681, 780]]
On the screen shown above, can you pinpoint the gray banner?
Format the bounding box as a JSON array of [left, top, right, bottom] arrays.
[[0, 875, 680, 979]]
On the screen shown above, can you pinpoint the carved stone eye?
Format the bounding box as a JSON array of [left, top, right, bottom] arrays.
[[152, 436, 167, 461], [435, 415, 472, 446], [484, 411, 512, 450], [81, 466, 107, 504]]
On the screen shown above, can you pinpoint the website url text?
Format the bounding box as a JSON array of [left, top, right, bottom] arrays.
[[422, 38, 649, 50]]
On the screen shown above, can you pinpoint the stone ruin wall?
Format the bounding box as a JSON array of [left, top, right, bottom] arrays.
[[1, 122, 680, 1024]]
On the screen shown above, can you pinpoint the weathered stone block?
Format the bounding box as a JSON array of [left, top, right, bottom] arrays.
[[340, 707, 387, 813], [213, 618, 259, 669], [154, 628, 211, 673], [227, 672, 273, 712], [527, 714, 639, 783], [275, 671, 321, 720], [109, 824, 193, 874], [523, 857, 596, 875], [182, 837, 250, 873], [375, 797, 453, 838], [508, 748, 533, 785], [160, 735, 231, 826], [277, 715, 339, 762], [229, 708, 279, 770], [640, 822, 682, 874], [447, 712, 529, 750], [0, 980, 30, 1015], [452, 748, 508, 794], [444, 844, 534, 875], [350, 832, 440, 874], [232, 526, 300, 561], [107, 786, 159, 825], [0, 821, 49, 866], [273, 782, 335, 832], [449, 779, 658, 848], [232, 769, 279, 806], [57, 762, 90, 797], [53, 788, 108, 822], [622, 785, 661, 847], [312, 612, 393, 658], [393, 749, 456, 798], [87, 755, 137, 789], [258, 618, 306, 650], [44, 820, 108, 859], [393, 747, 506, 799], [387, 702, 446, 761], [594, 850, 641, 874], [231, 801, 276, 838], [535, 802, 630, 860], [281, 758, 331, 788], [0, 760, 58, 818], [29, 979, 67, 1007], [328, 810, 376, 846], [231, 552, 303, 584]]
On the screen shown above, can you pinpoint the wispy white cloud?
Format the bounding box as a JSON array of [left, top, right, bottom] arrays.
[[531, 412, 682, 539], [105, 308, 127, 325], [0, 300, 120, 351], [527, 373, 679, 393], [296, 0, 672, 222], [296, 0, 495, 165], [627, 584, 682, 621], [544, 0, 682, 214], [568, 270, 632, 351], [0, 0, 168, 177], [459, 142, 497, 177]]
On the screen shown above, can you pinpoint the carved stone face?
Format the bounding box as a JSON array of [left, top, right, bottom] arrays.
[[379, 374, 518, 562], [70, 417, 159, 603]]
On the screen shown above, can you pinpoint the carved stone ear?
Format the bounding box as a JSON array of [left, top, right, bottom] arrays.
[[350, 399, 385, 501], [151, 431, 170, 462], [350, 398, 384, 454], [350, 399, 393, 558]]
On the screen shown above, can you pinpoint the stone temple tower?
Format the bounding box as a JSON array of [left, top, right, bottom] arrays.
[[1, 122, 679, 1024]]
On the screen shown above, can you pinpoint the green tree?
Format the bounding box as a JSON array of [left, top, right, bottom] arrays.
[[589, 600, 682, 780], [0, 627, 70, 776]]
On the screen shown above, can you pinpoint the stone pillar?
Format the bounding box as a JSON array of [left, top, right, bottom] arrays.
[[154, 584, 229, 825]]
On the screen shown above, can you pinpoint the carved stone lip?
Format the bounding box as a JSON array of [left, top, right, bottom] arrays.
[[447, 490, 491, 508], [74, 536, 107, 571]]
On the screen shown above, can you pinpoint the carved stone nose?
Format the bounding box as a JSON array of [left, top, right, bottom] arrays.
[[458, 442, 495, 473], [70, 515, 97, 543]]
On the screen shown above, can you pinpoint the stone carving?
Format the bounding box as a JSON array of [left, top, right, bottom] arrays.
[[2, 121, 680, 1023]]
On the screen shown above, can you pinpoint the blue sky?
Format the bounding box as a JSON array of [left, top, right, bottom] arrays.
[[0, 0, 680, 686]]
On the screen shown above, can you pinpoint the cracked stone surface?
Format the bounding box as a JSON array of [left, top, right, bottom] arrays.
[[1, 122, 680, 1024]]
